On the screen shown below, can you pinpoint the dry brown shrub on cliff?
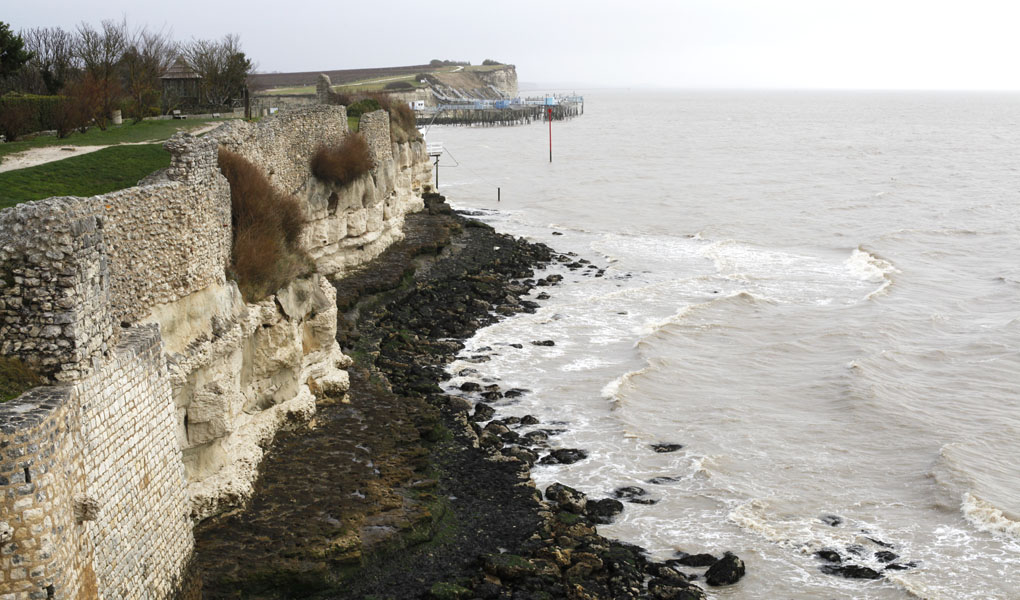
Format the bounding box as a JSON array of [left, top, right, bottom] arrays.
[[310, 133, 374, 187], [218, 148, 313, 302], [369, 93, 421, 144]]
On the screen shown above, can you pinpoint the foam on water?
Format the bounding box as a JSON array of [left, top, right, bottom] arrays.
[[433, 90, 1020, 599]]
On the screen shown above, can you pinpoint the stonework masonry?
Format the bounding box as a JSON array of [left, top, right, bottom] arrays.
[[0, 100, 431, 598]]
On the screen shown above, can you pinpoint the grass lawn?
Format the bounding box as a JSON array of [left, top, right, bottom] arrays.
[[0, 117, 230, 163], [0, 144, 170, 209]]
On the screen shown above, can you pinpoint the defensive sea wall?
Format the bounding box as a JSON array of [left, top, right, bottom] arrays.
[[0, 101, 431, 599]]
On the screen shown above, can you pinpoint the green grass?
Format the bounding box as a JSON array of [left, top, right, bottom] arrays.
[[0, 118, 230, 163], [264, 85, 316, 95], [0, 144, 171, 209]]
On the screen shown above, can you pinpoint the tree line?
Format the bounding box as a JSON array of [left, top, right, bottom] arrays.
[[0, 19, 253, 139]]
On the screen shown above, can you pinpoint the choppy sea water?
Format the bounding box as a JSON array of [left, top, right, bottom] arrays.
[[429, 90, 1020, 599]]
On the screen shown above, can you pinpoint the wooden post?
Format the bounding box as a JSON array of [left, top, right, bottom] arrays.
[[548, 107, 553, 163]]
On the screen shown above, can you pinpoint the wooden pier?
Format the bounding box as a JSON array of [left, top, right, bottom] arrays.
[[417, 102, 581, 127]]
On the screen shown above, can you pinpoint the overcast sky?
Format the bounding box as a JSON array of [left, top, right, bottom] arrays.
[[8, 0, 1020, 90]]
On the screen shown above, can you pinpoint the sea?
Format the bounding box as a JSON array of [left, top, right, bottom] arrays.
[[428, 90, 1020, 599]]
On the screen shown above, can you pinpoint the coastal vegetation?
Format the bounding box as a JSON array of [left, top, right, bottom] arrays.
[[310, 133, 374, 187], [0, 143, 169, 208], [0, 355, 42, 402], [218, 148, 311, 302]]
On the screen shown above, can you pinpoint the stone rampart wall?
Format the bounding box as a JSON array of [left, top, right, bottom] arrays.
[[0, 101, 431, 599]]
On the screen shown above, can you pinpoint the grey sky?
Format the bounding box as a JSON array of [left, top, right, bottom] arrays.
[[7, 0, 1020, 90]]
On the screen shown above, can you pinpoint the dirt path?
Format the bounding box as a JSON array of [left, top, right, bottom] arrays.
[[0, 123, 223, 173]]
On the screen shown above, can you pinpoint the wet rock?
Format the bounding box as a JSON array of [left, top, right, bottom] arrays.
[[456, 368, 479, 377], [674, 552, 718, 567], [539, 448, 589, 465], [478, 431, 503, 450], [470, 402, 496, 422], [504, 388, 530, 398], [614, 486, 658, 505], [585, 498, 625, 524], [552, 231, 563, 235], [866, 536, 894, 548], [522, 430, 549, 445], [446, 396, 474, 414], [483, 553, 537, 580], [545, 483, 588, 513], [648, 476, 682, 485], [531, 340, 555, 346], [481, 391, 503, 401], [651, 443, 684, 453], [508, 343, 524, 348], [536, 292, 551, 300], [648, 578, 706, 600], [499, 430, 521, 444], [483, 422, 511, 436], [504, 446, 538, 466], [884, 561, 917, 571], [520, 414, 540, 425], [704, 552, 745, 586], [460, 381, 482, 392], [814, 549, 842, 563], [845, 544, 866, 556], [820, 564, 882, 580], [875, 550, 899, 563], [546, 274, 564, 284], [820, 514, 843, 527], [500, 416, 521, 426]]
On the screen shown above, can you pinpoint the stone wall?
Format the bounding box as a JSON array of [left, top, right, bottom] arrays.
[[0, 102, 431, 598], [0, 327, 190, 600]]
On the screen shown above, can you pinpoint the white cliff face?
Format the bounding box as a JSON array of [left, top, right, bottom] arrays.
[[477, 65, 519, 98], [144, 276, 351, 521]]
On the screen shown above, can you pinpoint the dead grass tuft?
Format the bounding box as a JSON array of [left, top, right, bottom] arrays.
[[310, 133, 374, 187], [218, 148, 313, 302]]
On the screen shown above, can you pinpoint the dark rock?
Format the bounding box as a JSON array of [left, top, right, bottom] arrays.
[[874, 551, 899, 563], [504, 446, 538, 465], [819, 564, 882, 580], [499, 431, 521, 444], [585, 498, 624, 524], [674, 552, 718, 568], [481, 391, 503, 401], [538, 448, 588, 465], [648, 476, 682, 485], [470, 402, 496, 422], [651, 443, 684, 453], [704, 552, 745, 586], [866, 536, 894, 548], [520, 415, 540, 425], [814, 549, 842, 563], [536, 292, 551, 300], [483, 422, 511, 436], [648, 578, 706, 600], [531, 340, 555, 346], [845, 544, 866, 556], [504, 388, 530, 398], [460, 382, 482, 392], [883, 561, 917, 571], [508, 343, 524, 348], [501, 416, 521, 426], [483, 553, 537, 580], [820, 514, 843, 527], [446, 396, 474, 414], [552, 231, 563, 235], [522, 430, 549, 445], [456, 368, 479, 377], [545, 483, 588, 513], [614, 486, 658, 505], [478, 431, 503, 450]]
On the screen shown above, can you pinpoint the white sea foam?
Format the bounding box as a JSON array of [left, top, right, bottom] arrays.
[[961, 493, 1020, 540]]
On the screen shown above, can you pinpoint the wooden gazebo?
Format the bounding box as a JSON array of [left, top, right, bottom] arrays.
[[160, 58, 202, 110]]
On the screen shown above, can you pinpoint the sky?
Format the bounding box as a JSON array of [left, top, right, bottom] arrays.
[[7, 0, 1020, 90]]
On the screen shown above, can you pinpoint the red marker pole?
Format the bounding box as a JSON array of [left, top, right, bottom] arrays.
[[548, 107, 553, 162]]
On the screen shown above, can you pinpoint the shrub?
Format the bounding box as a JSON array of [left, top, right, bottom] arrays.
[[370, 93, 420, 144], [218, 148, 313, 302], [310, 133, 374, 187], [0, 93, 64, 140], [482, 59, 504, 66], [345, 98, 380, 119], [383, 81, 414, 91], [0, 355, 43, 402]]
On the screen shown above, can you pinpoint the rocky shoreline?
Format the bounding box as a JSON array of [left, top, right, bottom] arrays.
[[188, 194, 744, 599]]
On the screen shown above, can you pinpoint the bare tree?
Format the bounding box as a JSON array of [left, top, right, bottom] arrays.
[[121, 25, 177, 121], [182, 34, 252, 108], [21, 27, 78, 95], [75, 18, 128, 128]]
